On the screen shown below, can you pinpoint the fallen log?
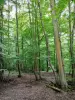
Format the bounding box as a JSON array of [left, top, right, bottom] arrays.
[[46, 84, 62, 92]]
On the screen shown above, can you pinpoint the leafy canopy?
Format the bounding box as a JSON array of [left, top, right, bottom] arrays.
[[0, 0, 4, 4]]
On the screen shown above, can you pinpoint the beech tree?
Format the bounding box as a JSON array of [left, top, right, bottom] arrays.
[[50, 0, 67, 88]]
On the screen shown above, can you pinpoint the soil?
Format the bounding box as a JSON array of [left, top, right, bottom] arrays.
[[0, 72, 75, 100]]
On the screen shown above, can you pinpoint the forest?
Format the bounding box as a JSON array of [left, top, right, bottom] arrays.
[[0, 0, 75, 100]]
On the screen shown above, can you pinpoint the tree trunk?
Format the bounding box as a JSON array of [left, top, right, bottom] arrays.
[[16, 0, 21, 77], [50, 0, 67, 88], [37, 28, 41, 79], [71, 2, 75, 78], [38, 0, 55, 75], [27, 1, 38, 80], [7, 0, 11, 73], [21, 35, 24, 70], [69, 0, 75, 78], [8, 0, 10, 55], [0, 5, 4, 68]]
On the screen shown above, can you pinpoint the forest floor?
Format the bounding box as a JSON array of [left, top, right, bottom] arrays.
[[0, 72, 75, 100]]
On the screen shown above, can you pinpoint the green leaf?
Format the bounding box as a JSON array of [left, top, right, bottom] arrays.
[[0, 0, 4, 4], [74, 0, 75, 3]]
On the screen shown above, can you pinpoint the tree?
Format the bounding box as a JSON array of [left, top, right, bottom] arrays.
[[69, 0, 75, 78], [38, 0, 55, 74], [0, 5, 4, 69], [1, 0, 75, 88], [50, 0, 67, 88], [15, 0, 21, 77]]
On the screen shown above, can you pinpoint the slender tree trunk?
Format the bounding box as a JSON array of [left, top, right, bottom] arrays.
[[27, 0, 38, 80], [21, 35, 24, 70], [38, 0, 55, 75], [8, 0, 10, 54], [37, 17, 41, 79], [0, 5, 4, 68], [50, 0, 67, 88], [16, 0, 21, 77], [7, 0, 11, 75], [33, 1, 39, 80], [69, 0, 73, 77], [71, 2, 75, 78], [38, 0, 49, 72], [34, 2, 38, 72], [68, 0, 75, 78], [34, 0, 41, 79]]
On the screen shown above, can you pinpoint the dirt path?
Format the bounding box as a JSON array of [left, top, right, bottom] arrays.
[[0, 73, 75, 100]]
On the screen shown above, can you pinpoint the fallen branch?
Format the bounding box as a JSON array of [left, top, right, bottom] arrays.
[[46, 84, 62, 92]]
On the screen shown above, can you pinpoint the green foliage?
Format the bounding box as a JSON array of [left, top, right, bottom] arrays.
[[0, 0, 75, 77], [0, 0, 4, 4]]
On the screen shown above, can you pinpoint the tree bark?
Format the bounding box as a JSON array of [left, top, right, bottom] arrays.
[[27, 0, 38, 80], [69, 0, 75, 78], [0, 5, 4, 68], [38, 0, 55, 75], [16, 0, 21, 77], [50, 0, 67, 88]]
